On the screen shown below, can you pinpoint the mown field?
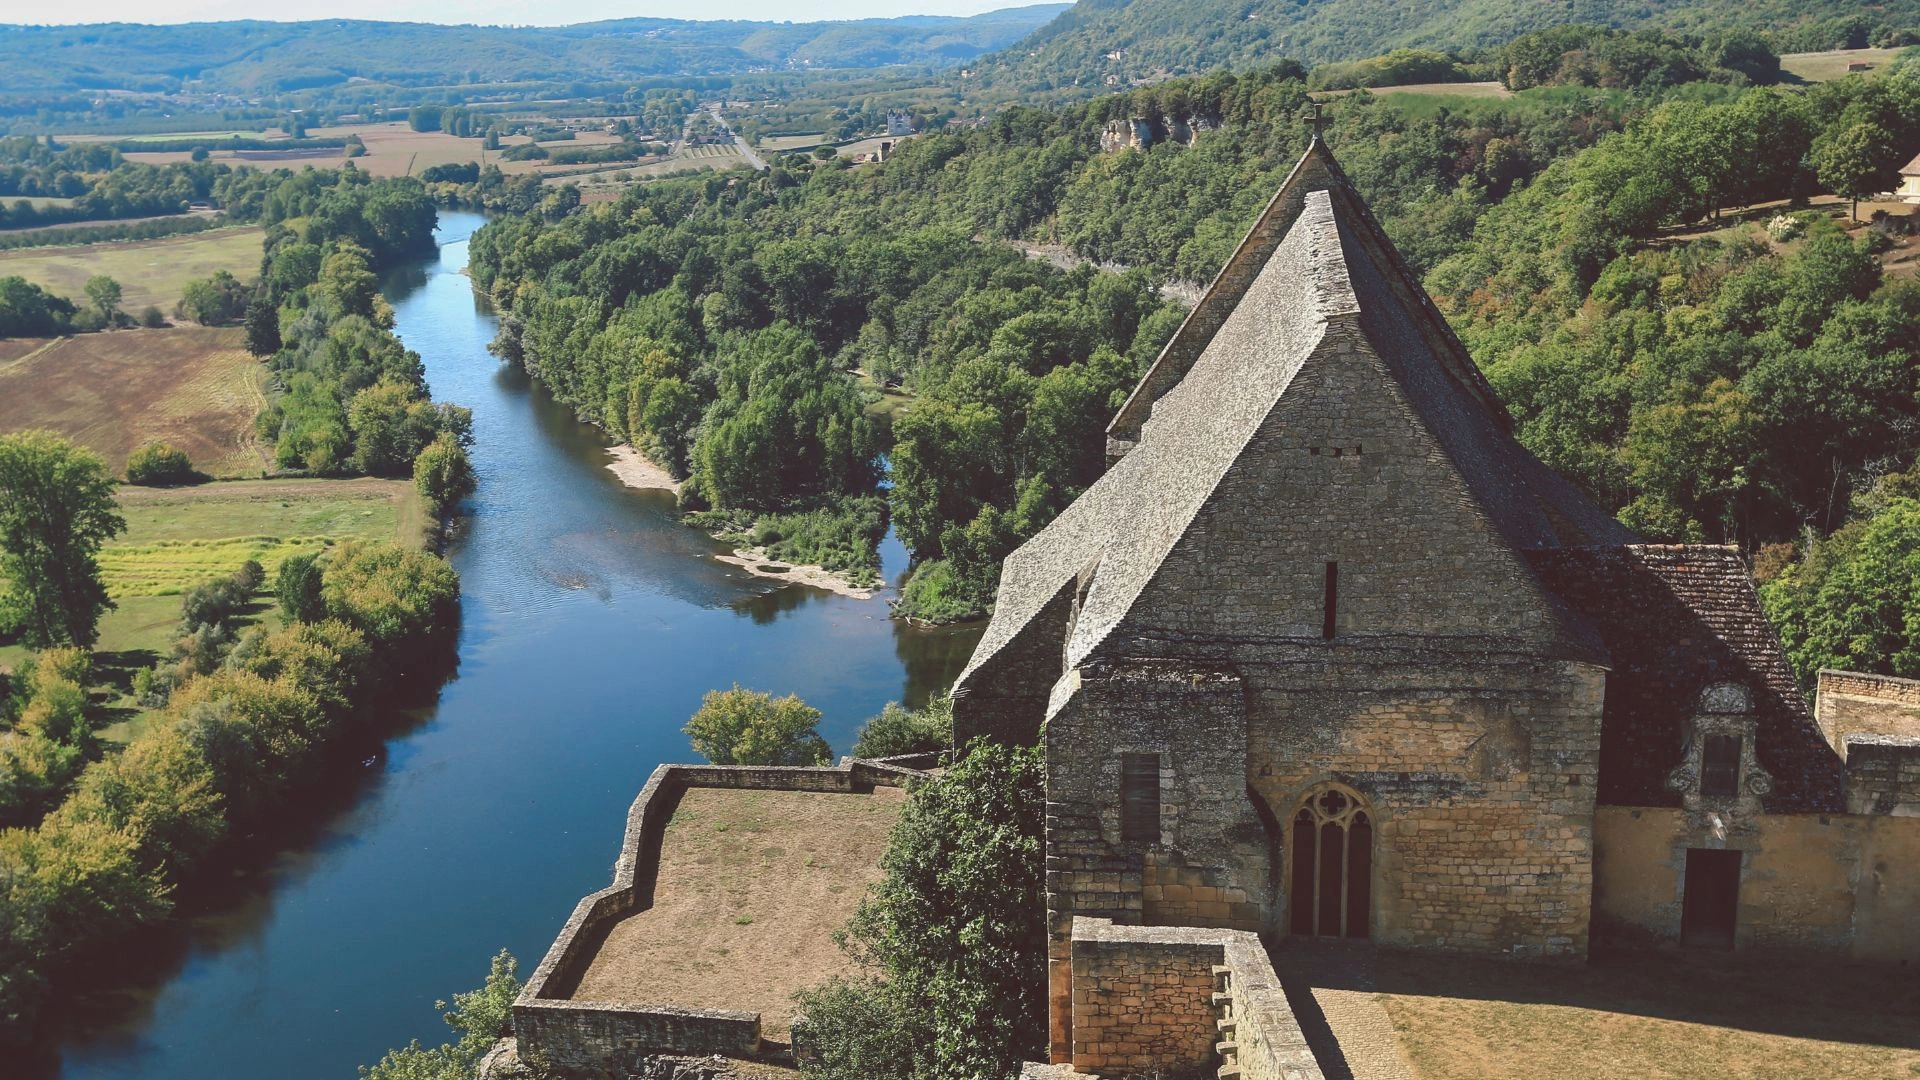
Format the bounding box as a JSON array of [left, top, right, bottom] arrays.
[[0, 224, 262, 312], [1780, 47, 1906, 82], [115, 122, 624, 179], [0, 326, 270, 477]]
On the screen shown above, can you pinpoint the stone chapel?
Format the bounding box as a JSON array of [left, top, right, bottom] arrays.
[[948, 134, 1920, 1064]]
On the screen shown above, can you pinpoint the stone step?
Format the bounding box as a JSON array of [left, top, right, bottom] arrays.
[[1216, 1017, 1236, 1033], [1210, 991, 1233, 1007], [1217, 1066, 1242, 1080], [1216, 1039, 1238, 1057]]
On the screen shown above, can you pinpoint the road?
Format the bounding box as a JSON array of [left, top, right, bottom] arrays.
[[708, 104, 767, 171]]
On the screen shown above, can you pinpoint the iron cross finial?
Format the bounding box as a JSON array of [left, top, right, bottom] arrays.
[[1305, 101, 1328, 141]]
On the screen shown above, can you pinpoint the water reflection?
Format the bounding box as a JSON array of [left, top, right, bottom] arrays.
[[40, 211, 980, 1080]]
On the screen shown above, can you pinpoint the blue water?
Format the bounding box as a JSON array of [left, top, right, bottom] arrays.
[[35, 211, 980, 1079]]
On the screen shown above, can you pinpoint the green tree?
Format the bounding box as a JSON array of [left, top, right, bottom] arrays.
[[0, 432, 125, 647], [1814, 121, 1899, 221], [852, 695, 952, 759], [1762, 496, 1920, 683], [82, 275, 121, 322], [683, 685, 831, 766], [413, 433, 475, 516], [125, 442, 193, 486], [799, 741, 1046, 1079], [243, 296, 282, 357], [276, 553, 327, 623]]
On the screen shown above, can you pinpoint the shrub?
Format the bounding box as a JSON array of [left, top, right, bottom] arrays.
[[276, 553, 326, 623], [892, 559, 986, 624], [125, 442, 193, 486], [179, 574, 251, 632], [413, 433, 476, 516], [0, 733, 87, 828], [137, 305, 167, 328], [852, 695, 951, 759], [801, 741, 1047, 1078], [321, 541, 460, 670], [792, 976, 915, 1079], [683, 685, 831, 766], [19, 677, 91, 751], [234, 559, 265, 593]]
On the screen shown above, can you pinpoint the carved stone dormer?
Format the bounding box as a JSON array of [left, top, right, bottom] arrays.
[[1666, 682, 1774, 815]]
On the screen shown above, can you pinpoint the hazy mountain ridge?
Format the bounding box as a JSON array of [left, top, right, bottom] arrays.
[[0, 7, 1070, 94]]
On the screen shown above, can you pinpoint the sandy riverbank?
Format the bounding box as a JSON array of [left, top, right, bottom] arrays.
[[713, 546, 878, 599], [605, 445, 681, 492], [602, 444, 877, 599]]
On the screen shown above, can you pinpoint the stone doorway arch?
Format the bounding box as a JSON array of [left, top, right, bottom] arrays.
[[1288, 783, 1373, 939]]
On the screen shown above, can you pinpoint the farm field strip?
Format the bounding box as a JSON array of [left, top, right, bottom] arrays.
[[0, 225, 262, 312]]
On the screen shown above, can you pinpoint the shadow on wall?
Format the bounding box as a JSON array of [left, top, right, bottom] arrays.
[[1272, 939, 1920, 1051]]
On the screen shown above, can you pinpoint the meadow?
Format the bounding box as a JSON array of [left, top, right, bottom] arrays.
[[0, 326, 270, 477], [0, 477, 422, 734], [1780, 47, 1906, 82], [0, 224, 262, 312]]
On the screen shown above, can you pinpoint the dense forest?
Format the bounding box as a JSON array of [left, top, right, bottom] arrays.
[[467, 56, 1920, 685], [972, 0, 1920, 93]]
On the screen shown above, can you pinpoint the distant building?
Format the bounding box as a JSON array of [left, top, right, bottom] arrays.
[[1898, 151, 1920, 202], [885, 111, 916, 137]]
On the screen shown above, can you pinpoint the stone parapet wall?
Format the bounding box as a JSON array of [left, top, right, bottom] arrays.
[[1843, 737, 1920, 816], [1815, 669, 1920, 752], [1069, 918, 1322, 1080], [515, 760, 924, 1076]]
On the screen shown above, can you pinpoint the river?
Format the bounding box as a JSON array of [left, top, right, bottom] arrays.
[[32, 210, 982, 1079]]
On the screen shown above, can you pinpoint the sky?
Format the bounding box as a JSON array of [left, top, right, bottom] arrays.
[[2, 0, 1036, 25]]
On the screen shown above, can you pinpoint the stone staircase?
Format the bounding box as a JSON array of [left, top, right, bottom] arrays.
[[1211, 963, 1242, 1079]]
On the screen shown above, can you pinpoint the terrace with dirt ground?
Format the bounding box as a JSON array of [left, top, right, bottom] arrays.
[[561, 784, 904, 1035], [1277, 939, 1920, 1080]]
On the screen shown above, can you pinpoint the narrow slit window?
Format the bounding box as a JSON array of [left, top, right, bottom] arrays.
[[1701, 734, 1741, 797], [1120, 753, 1161, 842], [1322, 561, 1338, 640]]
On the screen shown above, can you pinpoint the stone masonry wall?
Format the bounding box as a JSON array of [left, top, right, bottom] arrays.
[[515, 760, 922, 1077], [1593, 805, 1920, 960], [954, 575, 1077, 747], [1844, 738, 1920, 816], [1083, 319, 1608, 958], [1069, 918, 1323, 1080], [1247, 658, 1605, 956], [1814, 669, 1920, 752], [1044, 662, 1269, 1055]]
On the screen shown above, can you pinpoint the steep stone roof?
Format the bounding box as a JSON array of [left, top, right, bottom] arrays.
[[1526, 545, 1847, 813], [958, 138, 1631, 688]]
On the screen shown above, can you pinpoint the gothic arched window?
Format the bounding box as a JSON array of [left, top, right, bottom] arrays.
[[1288, 785, 1372, 939]]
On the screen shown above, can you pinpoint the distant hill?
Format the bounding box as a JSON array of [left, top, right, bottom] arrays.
[[0, 7, 1070, 95], [971, 0, 1920, 91]]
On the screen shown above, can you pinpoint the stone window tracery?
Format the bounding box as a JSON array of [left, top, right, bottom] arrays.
[[1288, 784, 1372, 939]]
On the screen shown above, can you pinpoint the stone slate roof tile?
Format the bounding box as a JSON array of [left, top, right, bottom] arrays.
[[1526, 545, 1847, 813], [958, 138, 1633, 689]]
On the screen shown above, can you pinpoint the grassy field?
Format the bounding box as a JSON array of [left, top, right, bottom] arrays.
[[115, 122, 624, 179], [0, 477, 423, 739], [0, 224, 262, 312], [0, 326, 270, 477], [1780, 47, 1905, 82], [1315, 81, 1514, 100], [757, 133, 827, 152], [1332, 946, 1920, 1080]]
